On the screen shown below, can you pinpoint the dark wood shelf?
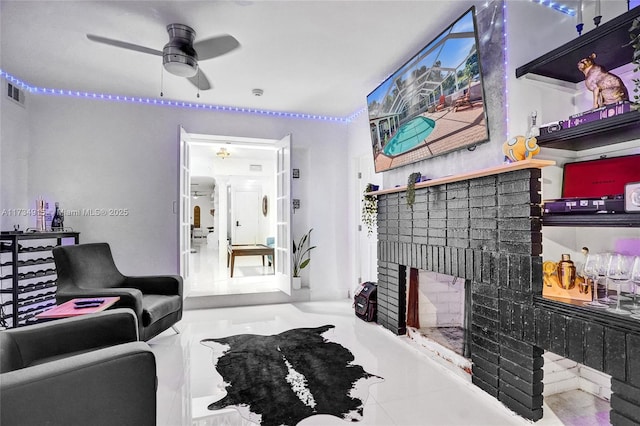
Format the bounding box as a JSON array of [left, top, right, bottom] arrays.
[[516, 7, 640, 82], [536, 110, 640, 150], [0, 231, 79, 328], [535, 295, 640, 333], [542, 213, 640, 227]]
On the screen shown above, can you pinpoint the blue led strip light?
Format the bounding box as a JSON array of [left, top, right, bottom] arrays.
[[530, 0, 576, 16], [346, 107, 367, 123], [504, 1, 510, 138], [0, 70, 348, 123]]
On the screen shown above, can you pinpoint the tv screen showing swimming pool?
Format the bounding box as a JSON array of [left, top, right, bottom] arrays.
[[366, 6, 489, 173]]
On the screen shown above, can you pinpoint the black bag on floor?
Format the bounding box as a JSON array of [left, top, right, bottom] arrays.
[[354, 282, 377, 322]]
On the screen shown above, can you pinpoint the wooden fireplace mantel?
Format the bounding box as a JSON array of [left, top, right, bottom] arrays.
[[367, 159, 556, 195]]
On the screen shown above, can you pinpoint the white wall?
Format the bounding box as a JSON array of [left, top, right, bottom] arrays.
[[0, 91, 30, 231], [15, 94, 349, 300]]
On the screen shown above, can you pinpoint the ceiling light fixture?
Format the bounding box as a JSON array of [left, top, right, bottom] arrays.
[[216, 147, 231, 159]]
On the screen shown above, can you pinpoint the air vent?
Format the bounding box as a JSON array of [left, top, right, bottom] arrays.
[[6, 83, 25, 107], [249, 164, 262, 172]]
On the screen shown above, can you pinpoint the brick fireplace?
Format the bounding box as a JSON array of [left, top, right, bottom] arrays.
[[373, 161, 640, 424]]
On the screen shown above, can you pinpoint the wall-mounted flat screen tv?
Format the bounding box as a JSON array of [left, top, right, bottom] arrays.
[[367, 6, 489, 173]]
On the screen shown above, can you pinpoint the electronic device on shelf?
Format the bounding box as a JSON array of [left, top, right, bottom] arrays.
[[539, 121, 564, 136], [625, 181, 640, 213], [543, 155, 640, 216], [563, 101, 631, 128], [543, 195, 625, 215]]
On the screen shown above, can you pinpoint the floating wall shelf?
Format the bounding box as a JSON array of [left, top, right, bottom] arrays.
[[516, 7, 640, 83]]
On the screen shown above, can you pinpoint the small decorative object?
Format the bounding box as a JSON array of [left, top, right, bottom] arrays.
[[502, 135, 540, 162], [262, 195, 268, 217], [542, 261, 560, 288], [578, 53, 629, 109], [51, 202, 64, 231], [625, 181, 640, 212], [628, 17, 640, 110], [557, 254, 576, 290], [292, 228, 316, 279], [528, 111, 539, 137], [406, 172, 421, 209], [593, 0, 602, 27], [362, 184, 379, 236], [542, 255, 589, 302], [35, 197, 46, 232], [576, 0, 583, 35]]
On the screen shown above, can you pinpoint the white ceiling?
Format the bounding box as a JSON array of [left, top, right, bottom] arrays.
[[1, 0, 495, 118]]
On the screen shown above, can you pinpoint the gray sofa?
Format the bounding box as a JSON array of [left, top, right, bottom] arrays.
[[0, 309, 156, 426]]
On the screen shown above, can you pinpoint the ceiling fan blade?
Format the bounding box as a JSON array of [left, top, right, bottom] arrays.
[[194, 34, 240, 60], [187, 69, 212, 91], [86, 34, 162, 56]]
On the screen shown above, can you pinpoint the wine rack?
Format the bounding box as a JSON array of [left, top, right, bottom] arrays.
[[0, 231, 79, 328]]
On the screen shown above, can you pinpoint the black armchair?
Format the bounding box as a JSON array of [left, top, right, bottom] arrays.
[[53, 242, 183, 341], [0, 309, 156, 426]]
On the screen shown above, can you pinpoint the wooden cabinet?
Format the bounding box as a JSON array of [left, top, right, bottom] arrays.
[[0, 231, 80, 328], [515, 6, 640, 152]]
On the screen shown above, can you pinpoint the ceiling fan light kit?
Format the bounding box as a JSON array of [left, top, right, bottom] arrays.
[[163, 24, 199, 78]]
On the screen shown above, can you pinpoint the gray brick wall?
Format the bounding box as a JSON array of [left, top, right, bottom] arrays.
[[375, 167, 640, 424]]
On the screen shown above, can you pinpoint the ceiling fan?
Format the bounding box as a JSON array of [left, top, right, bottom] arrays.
[[86, 24, 240, 91]]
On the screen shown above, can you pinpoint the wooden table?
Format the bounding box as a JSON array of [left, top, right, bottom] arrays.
[[35, 297, 120, 319], [227, 244, 274, 278]]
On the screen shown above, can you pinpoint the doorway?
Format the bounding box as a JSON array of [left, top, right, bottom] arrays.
[[179, 131, 292, 299]]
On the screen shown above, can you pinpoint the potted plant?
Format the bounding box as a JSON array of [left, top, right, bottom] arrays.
[[362, 183, 379, 236], [406, 172, 421, 209], [292, 228, 316, 289]]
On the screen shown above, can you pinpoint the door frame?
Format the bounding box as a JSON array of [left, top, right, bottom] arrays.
[[178, 131, 292, 293]]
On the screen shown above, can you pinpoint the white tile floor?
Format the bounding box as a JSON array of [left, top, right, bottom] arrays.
[[147, 238, 608, 425], [148, 300, 575, 426], [187, 237, 279, 297]]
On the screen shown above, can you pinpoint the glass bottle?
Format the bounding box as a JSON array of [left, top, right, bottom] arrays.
[[51, 202, 63, 231], [36, 197, 46, 232], [557, 254, 576, 290]]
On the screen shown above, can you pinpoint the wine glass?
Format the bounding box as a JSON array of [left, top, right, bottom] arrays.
[[596, 252, 615, 304], [630, 256, 640, 319], [581, 254, 608, 308], [606, 253, 633, 315]]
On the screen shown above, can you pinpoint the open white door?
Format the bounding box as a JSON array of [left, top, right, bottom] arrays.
[[275, 134, 292, 295], [178, 127, 191, 285]]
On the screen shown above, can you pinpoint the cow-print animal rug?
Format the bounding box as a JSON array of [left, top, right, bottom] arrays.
[[201, 325, 383, 426]]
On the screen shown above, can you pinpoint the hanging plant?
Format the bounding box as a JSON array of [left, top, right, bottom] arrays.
[[406, 172, 422, 209], [629, 17, 640, 110], [362, 183, 379, 236]]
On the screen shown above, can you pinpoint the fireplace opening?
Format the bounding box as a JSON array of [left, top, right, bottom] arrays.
[[405, 270, 472, 372]]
